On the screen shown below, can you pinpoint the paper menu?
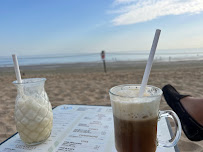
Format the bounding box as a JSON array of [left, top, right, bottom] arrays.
[[0, 105, 178, 152], [55, 106, 115, 152]]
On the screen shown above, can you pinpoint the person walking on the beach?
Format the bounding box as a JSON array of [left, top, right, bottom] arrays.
[[162, 84, 203, 141]]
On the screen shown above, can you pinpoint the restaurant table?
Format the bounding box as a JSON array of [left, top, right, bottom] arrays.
[[0, 105, 180, 152]]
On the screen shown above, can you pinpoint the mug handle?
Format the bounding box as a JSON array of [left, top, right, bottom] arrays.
[[158, 110, 181, 147]]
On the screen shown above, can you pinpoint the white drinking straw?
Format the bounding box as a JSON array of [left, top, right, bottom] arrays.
[[139, 29, 161, 97], [12, 54, 22, 83]]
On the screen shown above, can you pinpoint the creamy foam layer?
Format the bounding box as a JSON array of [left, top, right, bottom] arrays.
[[110, 89, 161, 121]]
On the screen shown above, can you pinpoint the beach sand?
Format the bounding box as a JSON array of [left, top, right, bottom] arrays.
[[0, 60, 203, 151]]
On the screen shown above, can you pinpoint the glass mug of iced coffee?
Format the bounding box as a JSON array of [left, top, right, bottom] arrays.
[[109, 84, 181, 152]]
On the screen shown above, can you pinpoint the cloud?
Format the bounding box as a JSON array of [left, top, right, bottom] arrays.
[[111, 0, 203, 25]]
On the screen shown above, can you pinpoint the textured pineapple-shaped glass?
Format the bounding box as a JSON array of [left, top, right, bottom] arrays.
[[13, 78, 53, 145]]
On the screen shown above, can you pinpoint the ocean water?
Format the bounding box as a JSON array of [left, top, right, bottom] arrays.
[[0, 49, 203, 67]]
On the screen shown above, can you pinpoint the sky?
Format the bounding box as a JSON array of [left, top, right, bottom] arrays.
[[1, 0, 203, 56]]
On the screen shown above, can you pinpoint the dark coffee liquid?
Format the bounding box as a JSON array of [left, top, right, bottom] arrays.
[[114, 115, 158, 152]]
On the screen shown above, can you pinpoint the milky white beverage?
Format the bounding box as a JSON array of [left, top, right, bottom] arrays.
[[13, 78, 53, 145], [109, 84, 181, 152]]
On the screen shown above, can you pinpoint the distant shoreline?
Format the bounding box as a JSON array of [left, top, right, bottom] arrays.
[[1, 56, 203, 68], [1, 49, 203, 68], [1, 59, 203, 74]]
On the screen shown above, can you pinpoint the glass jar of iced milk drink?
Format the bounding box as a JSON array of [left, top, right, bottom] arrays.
[[13, 78, 53, 145], [109, 84, 181, 152]]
